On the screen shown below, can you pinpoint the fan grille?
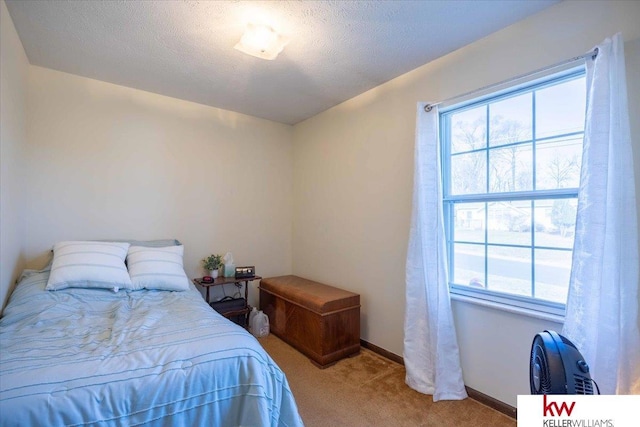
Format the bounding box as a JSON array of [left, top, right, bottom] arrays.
[[573, 375, 594, 394], [531, 341, 552, 393]]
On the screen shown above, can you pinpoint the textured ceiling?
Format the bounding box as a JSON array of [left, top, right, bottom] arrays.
[[6, 0, 559, 125]]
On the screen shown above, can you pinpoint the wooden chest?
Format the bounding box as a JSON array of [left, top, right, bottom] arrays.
[[259, 275, 360, 368]]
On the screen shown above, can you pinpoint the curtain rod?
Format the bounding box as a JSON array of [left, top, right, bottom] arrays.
[[423, 48, 599, 112]]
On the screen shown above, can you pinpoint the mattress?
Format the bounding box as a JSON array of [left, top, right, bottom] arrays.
[[0, 269, 303, 426]]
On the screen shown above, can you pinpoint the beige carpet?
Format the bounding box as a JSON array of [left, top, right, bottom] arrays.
[[258, 334, 516, 427]]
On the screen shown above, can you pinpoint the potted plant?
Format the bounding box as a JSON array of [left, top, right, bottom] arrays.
[[202, 254, 223, 278]]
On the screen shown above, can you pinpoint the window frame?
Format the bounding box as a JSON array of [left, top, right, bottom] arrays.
[[440, 68, 586, 318]]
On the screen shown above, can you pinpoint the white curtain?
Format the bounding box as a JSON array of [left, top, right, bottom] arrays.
[[404, 103, 467, 401], [563, 33, 640, 394]]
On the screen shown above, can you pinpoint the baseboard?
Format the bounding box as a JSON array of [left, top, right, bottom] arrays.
[[359, 339, 517, 419], [465, 387, 516, 419], [360, 339, 404, 365]]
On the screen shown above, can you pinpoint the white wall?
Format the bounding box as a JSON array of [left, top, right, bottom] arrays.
[[25, 67, 294, 307], [291, 0, 640, 406], [0, 0, 29, 311]]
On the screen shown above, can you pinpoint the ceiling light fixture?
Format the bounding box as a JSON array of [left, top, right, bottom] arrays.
[[234, 23, 289, 60]]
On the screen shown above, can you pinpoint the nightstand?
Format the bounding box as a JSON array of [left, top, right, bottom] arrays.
[[193, 275, 262, 327]]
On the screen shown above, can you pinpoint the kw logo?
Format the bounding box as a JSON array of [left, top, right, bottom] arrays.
[[543, 395, 576, 417]]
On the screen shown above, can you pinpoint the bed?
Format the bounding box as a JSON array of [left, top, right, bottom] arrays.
[[0, 243, 303, 426]]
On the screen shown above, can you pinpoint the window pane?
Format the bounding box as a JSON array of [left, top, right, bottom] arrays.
[[488, 143, 532, 192], [536, 77, 586, 139], [536, 135, 582, 190], [453, 243, 485, 288], [454, 203, 485, 243], [487, 201, 531, 245], [451, 152, 486, 195], [534, 249, 572, 304], [450, 106, 486, 154], [487, 246, 531, 296], [442, 72, 584, 314], [534, 199, 577, 247], [489, 93, 532, 147]]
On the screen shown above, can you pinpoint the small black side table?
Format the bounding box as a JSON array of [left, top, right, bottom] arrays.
[[193, 275, 262, 326]]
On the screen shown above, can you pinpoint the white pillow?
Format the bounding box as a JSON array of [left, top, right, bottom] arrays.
[[126, 245, 189, 291], [46, 241, 132, 291]]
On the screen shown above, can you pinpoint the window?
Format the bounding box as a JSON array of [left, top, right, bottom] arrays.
[[441, 70, 586, 316]]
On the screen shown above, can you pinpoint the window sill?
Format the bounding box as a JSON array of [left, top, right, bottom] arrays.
[[450, 292, 565, 324]]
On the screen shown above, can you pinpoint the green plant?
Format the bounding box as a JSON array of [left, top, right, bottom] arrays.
[[202, 254, 223, 271]]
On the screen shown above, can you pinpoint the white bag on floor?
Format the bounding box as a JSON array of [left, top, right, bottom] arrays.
[[251, 310, 269, 338], [249, 307, 258, 332]]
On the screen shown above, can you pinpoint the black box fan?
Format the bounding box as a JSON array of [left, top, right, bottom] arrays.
[[530, 330, 597, 395]]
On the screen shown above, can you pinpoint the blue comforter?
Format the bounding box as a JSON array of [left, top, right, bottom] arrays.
[[0, 270, 303, 426]]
